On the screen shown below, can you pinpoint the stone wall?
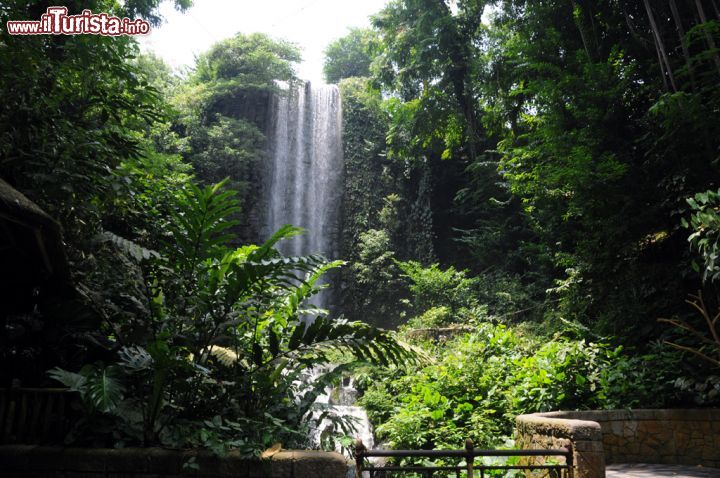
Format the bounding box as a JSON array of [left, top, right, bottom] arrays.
[[516, 409, 720, 478], [0, 445, 349, 478], [515, 413, 604, 478]]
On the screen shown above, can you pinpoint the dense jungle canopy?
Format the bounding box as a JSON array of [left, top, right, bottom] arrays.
[[1, 0, 719, 456]]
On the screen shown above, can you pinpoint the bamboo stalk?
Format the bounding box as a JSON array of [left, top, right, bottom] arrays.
[[669, 0, 697, 89], [694, 0, 720, 76], [644, 0, 678, 91]]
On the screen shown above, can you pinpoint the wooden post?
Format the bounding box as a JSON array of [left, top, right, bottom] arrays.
[[465, 438, 474, 478], [355, 438, 366, 478]]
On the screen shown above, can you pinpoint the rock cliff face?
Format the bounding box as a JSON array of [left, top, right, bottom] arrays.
[[210, 87, 274, 134], [209, 87, 273, 245]]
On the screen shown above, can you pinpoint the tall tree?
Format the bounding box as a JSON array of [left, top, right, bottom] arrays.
[[323, 28, 377, 83]]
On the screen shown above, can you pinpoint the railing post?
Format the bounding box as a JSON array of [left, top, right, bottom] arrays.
[[355, 438, 366, 478], [465, 438, 474, 478], [566, 445, 574, 478]]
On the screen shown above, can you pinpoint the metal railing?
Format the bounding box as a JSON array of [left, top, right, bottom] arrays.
[[0, 387, 75, 445], [354, 439, 573, 478]]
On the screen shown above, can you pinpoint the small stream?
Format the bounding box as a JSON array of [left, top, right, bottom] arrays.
[[309, 372, 374, 452]]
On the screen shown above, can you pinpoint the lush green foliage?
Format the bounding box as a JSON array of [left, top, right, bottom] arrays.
[[0, 5, 412, 455], [332, 0, 720, 353], [323, 28, 376, 84], [194, 32, 300, 86], [4, 0, 720, 459], [357, 261, 701, 451], [685, 189, 720, 283], [360, 322, 688, 450], [398, 261, 479, 314], [0, 1, 192, 382], [337, 3, 720, 435], [167, 33, 302, 242], [338, 79, 406, 326], [0, 4, 159, 235], [51, 181, 414, 453]]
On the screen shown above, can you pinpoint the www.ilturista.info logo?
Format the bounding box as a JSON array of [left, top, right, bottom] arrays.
[[6, 7, 150, 36]]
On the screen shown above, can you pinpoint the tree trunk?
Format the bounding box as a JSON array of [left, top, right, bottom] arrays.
[[569, 0, 594, 60], [712, 0, 720, 20], [694, 0, 720, 76], [644, 0, 678, 91], [653, 32, 672, 92], [669, 0, 697, 89], [585, 1, 601, 56]]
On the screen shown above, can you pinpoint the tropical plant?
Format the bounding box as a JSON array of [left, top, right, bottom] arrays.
[[359, 321, 692, 452], [50, 180, 414, 454], [49, 364, 126, 415], [684, 189, 720, 283]]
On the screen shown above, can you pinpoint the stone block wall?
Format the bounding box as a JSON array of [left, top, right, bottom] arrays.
[[0, 445, 349, 478], [515, 413, 605, 478], [516, 409, 720, 478], [562, 409, 720, 467]]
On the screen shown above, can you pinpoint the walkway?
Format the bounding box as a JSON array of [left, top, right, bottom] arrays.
[[606, 464, 720, 477]]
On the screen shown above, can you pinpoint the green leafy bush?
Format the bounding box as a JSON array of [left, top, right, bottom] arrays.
[[359, 320, 692, 451], [684, 189, 720, 283], [51, 180, 414, 454], [398, 261, 479, 314]]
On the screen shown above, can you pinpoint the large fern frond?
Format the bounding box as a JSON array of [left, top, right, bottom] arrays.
[[168, 178, 242, 271], [253, 317, 421, 371], [96, 231, 160, 261]]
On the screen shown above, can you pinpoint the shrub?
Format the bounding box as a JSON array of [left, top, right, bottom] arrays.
[[359, 321, 695, 450], [50, 181, 414, 455]]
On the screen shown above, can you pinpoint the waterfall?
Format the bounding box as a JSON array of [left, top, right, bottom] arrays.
[[309, 366, 375, 459], [264, 82, 370, 459], [264, 82, 343, 280]]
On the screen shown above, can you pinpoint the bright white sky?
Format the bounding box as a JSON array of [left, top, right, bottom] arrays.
[[138, 0, 389, 84]]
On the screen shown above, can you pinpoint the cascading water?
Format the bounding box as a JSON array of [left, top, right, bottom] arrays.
[[264, 82, 343, 311], [264, 83, 372, 459], [310, 367, 375, 453]]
